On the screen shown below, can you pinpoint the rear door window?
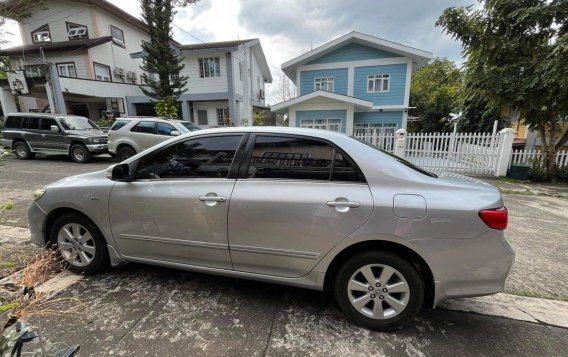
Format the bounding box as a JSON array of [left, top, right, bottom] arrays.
[[4, 116, 21, 129], [131, 121, 155, 134], [247, 136, 334, 180], [25, 117, 40, 130]]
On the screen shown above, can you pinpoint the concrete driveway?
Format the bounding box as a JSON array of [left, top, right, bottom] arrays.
[[1, 154, 567, 356]]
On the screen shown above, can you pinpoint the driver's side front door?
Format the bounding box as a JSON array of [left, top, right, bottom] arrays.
[[108, 134, 245, 269]]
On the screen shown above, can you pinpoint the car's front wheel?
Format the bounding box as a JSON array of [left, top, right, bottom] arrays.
[[70, 144, 93, 163], [50, 214, 109, 274], [334, 251, 424, 330], [13, 141, 35, 160]]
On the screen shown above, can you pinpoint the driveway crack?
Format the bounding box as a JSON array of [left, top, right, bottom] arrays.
[[263, 305, 279, 357]]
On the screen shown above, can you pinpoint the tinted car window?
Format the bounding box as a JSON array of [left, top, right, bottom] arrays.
[[110, 120, 129, 131], [131, 121, 155, 134], [26, 117, 40, 130], [333, 152, 363, 182], [156, 122, 176, 136], [40, 117, 58, 131], [135, 135, 242, 180], [248, 136, 334, 180], [4, 117, 21, 129]]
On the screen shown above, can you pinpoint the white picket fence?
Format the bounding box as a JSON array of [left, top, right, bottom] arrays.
[[509, 149, 568, 168], [353, 130, 501, 175]]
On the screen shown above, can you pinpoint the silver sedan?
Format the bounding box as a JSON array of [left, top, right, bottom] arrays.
[[28, 127, 514, 330]]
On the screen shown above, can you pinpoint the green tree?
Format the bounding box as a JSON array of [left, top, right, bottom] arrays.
[[437, 0, 568, 180], [408, 58, 462, 133], [139, 0, 198, 101], [154, 96, 179, 118], [458, 87, 509, 133], [253, 111, 266, 126]]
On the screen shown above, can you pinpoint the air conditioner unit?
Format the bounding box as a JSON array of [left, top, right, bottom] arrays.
[[258, 89, 265, 99], [114, 67, 125, 76], [127, 71, 137, 79]]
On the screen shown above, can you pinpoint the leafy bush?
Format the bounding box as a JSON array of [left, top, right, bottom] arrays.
[[557, 166, 568, 183], [527, 158, 547, 182], [155, 96, 179, 119]]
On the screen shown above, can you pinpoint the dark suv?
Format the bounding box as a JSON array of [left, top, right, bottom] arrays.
[[1, 113, 108, 163]]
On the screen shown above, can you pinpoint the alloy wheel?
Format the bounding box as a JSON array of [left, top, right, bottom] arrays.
[[57, 223, 96, 267], [347, 264, 410, 319], [73, 147, 85, 161], [16, 145, 27, 157]]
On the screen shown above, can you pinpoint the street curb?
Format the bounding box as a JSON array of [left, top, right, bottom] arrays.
[[439, 293, 568, 328]]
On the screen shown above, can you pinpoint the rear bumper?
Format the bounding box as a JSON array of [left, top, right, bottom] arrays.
[[28, 201, 47, 247], [1, 139, 12, 149], [407, 230, 515, 307]]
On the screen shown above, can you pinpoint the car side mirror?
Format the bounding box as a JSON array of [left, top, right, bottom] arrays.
[[171, 130, 180, 136], [50, 125, 59, 132], [106, 163, 131, 182]]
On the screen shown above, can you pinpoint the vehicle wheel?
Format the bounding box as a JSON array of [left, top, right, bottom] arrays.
[[50, 214, 109, 274], [70, 144, 93, 163], [117, 146, 136, 161], [13, 141, 35, 160], [333, 251, 424, 331]]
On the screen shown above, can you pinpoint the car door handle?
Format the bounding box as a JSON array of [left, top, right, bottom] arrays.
[[199, 196, 226, 202], [326, 201, 360, 208]]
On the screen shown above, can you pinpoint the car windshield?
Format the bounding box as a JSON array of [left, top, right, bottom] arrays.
[[179, 121, 201, 132], [59, 117, 99, 131], [353, 137, 438, 178]]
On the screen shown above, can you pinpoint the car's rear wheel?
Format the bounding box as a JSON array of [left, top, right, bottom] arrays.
[[333, 251, 424, 330], [13, 141, 35, 160], [117, 146, 136, 161], [70, 144, 93, 163], [50, 214, 109, 274]]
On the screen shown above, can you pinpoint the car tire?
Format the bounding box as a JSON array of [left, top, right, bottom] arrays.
[[333, 251, 424, 331], [70, 144, 93, 163], [50, 213, 109, 274], [13, 141, 35, 160], [117, 146, 136, 161]]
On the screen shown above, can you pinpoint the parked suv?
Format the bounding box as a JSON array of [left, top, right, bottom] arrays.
[[1, 113, 108, 163], [108, 117, 199, 161]]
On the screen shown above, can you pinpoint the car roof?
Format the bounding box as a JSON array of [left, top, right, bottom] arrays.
[[7, 113, 88, 118], [186, 126, 350, 140]]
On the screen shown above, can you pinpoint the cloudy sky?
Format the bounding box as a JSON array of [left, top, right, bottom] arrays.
[[1, 0, 472, 103]]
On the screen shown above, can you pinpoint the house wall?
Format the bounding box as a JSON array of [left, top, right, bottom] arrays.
[[250, 50, 265, 106], [192, 101, 230, 128], [354, 111, 403, 127], [13, 52, 90, 79], [299, 68, 348, 96], [353, 63, 407, 105], [20, 0, 93, 45]]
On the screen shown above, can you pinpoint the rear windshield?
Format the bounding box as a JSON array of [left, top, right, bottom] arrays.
[[110, 120, 130, 131], [353, 137, 438, 178], [59, 117, 99, 130]]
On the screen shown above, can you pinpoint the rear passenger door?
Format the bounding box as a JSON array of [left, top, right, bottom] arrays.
[[130, 121, 158, 151], [227, 134, 374, 278], [22, 117, 41, 150]]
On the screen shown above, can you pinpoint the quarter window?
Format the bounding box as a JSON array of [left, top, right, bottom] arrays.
[[135, 135, 242, 180], [57, 63, 77, 78], [110, 120, 129, 131], [4, 117, 21, 129], [314, 77, 334, 92], [131, 121, 155, 134], [110, 25, 125, 46], [367, 74, 390, 92], [198, 57, 221, 78], [247, 136, 334, 181]]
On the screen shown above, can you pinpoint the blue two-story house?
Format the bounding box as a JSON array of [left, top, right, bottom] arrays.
[[272, 32, 432, 135]]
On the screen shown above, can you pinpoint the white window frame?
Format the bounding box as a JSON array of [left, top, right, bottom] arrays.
[[314, 77, 334, 92], [31, 25, 51, 43], [67, 22, 88, 40], [57, 63, 77, 78], [300, 118, 342, 132], [354, 123, 397, 135], [198, 57, 221, 78], [94, 63, 111, 82], [367, 74, 390, 93], [110, 25, 125, 46], [216, 108, 230, 126]]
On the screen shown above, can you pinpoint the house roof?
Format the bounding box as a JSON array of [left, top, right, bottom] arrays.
[[271, 91, 374, 113], [178, 39, 254, 51], [0, 36, 113, 56], [281, 31, 433, 81]]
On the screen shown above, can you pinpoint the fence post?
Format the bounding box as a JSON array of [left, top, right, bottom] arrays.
[[394, 128, 407, 158], [494, 128, 515, 176]]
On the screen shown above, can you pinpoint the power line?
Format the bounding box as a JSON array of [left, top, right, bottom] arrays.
[[172, 22, 204, 43]]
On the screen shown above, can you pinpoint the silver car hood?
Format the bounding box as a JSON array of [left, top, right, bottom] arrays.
[[45, 170, 109, 189]]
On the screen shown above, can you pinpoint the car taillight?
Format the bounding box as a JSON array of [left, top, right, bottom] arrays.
[[479, 207, 508, 230]]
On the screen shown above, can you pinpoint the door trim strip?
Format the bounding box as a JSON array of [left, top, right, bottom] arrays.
[[230, 244, 321, 259], [119, 234, 228, 250]]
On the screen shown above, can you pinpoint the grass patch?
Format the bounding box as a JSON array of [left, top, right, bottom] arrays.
[[499, 188, 533, 195], [0, 302, 19, 312], [0, 262, 17, 267], [510, 291, 568, 302]]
